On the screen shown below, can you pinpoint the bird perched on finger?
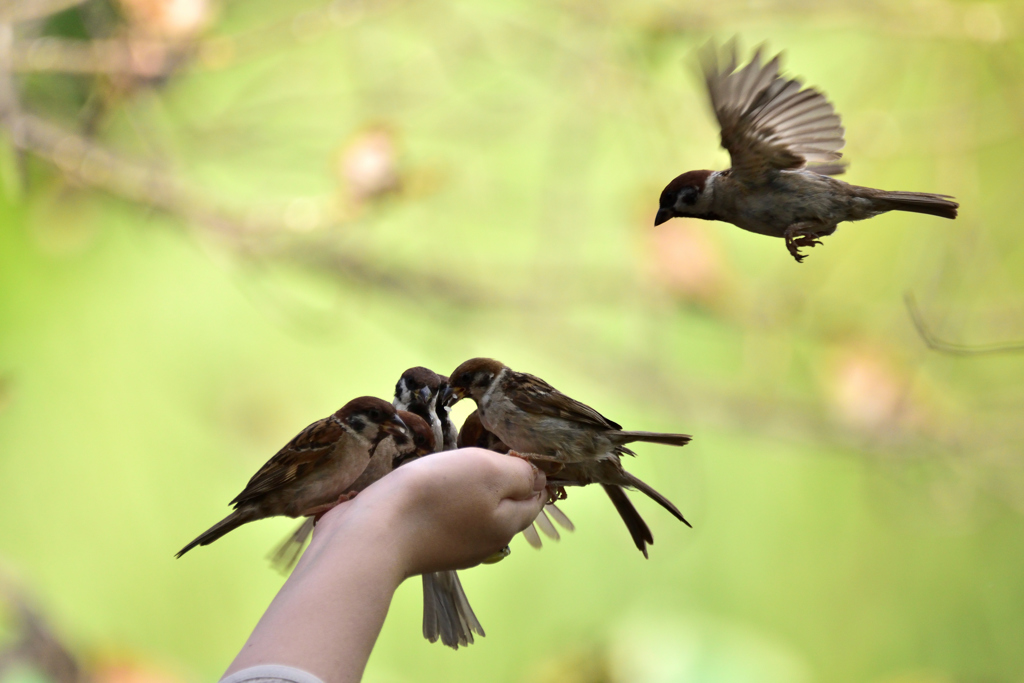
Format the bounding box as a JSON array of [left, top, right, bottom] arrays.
[[270, 410, 436, 570], [449, 358, 691, 558], [176, 397, 409, 557], [434, 377, 459, 451], [394, 367, 448, 449], [655, 40, 958, 263], [457, 409, 509, 454], [391, 367, 487, 649]]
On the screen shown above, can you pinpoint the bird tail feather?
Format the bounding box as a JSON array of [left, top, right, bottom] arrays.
[[871, 191, 958, 219], [622, 471, 691, 528], [176, 508, 256, 558], [422, 571, 484, 649], [602, 484, 653, 558], [615, 431, 692, 447]]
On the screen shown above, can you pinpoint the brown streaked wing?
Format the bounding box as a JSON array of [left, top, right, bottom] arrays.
[[230, 415, 347, 506], [505, 372, 622, 430], [700, 40, 845, 184]]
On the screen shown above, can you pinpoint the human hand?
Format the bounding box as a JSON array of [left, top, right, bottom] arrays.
[[307, 447, 547, 578]]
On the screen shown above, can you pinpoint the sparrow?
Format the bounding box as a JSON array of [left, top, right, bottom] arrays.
[[391, 367, 487, 649], [449, 358, 691, 557], [269, 410, 436, 571], [393, 366, 448, 449], [176, 397, 408, 557], [458, 409, 575, 549], [655, 41, 958, 262], [434, 377, 460, 451]]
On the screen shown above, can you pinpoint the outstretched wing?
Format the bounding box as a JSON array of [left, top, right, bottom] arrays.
[[701, 40, 846, 183], [506, 371, 622, 431]]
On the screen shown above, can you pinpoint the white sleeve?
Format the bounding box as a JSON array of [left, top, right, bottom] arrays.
[[219, 665, 325, 683]]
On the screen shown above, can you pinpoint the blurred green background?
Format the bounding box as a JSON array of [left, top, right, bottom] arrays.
[[2, 0, 1024, 682]]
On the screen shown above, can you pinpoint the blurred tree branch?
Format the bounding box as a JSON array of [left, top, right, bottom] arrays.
[[9, 37, 185, 77], [0, 581, 89, 683], [905, 292, 1024, 356], [0, 0, 494, 308], [0, 0, 87, 24]]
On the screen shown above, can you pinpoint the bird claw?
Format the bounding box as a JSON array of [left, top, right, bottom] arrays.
[[784, 225, 826, 263], [548, 485, 567, 504], [305, 490, 360, 522]]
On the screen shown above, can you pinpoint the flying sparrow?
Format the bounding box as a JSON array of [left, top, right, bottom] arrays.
[[449, 358, 691, 557], [270, 410, 436, 570], [655, 41, 958, 262], [176, 397, 408, 557]]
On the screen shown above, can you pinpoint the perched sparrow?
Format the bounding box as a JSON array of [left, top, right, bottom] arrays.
[[655, 41, 958, 262], [270, 410, 436, 571], [176, 397, 408, 557], [449, 358, 691, 557], [457, 409, 510, 453], [434, 377, 460, 451], [458, 409, 575, 549], [388, 410, 437, 469], [392, 367, 486, 649], [393, 367, 447, 449]]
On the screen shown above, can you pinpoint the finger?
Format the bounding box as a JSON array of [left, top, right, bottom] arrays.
[[494, 488, 547, 537], [487, 452, 546, 502]]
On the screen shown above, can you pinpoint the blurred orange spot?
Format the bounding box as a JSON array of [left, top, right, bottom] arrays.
[[647, 218, 725, 305], [117, 0, 212, 41], [95, 662, 183, 683], [829, 349, 914, 433], [338, 128, 400, 203]]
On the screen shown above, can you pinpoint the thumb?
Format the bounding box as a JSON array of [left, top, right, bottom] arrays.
[[494, 465, 547, 535], [497, 455, 547, 502]]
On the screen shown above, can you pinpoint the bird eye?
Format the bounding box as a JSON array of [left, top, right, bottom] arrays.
[[368, 409, 381, 421], [459, 372, 471, 384]]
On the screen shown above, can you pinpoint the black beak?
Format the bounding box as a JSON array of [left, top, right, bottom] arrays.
[[418, 386, 432, 403], [438, 384, 454, 409], [654, 208, 673, 226], [384, 414, 408, 439]]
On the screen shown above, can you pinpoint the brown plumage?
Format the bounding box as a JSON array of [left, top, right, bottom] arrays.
[[449, 358, 690, 557], [176, 396, 408, 558], [270, 410, 434, 571], [656, 40, 958, 262], [457, 409, 510, 453], [393, 366, 447, 448]]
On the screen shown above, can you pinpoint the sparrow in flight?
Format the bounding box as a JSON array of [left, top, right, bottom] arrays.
[[656, 41, 958, 262]]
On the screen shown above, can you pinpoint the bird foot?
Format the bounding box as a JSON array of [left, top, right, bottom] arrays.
[[306, 491, 359, 522], [784, 225, 826, 263], [547, 485, 567, 504]]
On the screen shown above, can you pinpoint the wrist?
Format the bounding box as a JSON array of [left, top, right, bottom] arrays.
[[299, 494, 410, 588]]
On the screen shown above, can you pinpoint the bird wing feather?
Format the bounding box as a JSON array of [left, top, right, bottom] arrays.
[[701, 39, 846, 183], [505, 371, 622, 430], [230, 415, 348, 506]]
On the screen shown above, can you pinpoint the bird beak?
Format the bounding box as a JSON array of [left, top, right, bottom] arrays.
[[418, 386, 432, 403], [384, 414, 408, 438], [654, 208, 673, 226], [450, 386, 467, 402]]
